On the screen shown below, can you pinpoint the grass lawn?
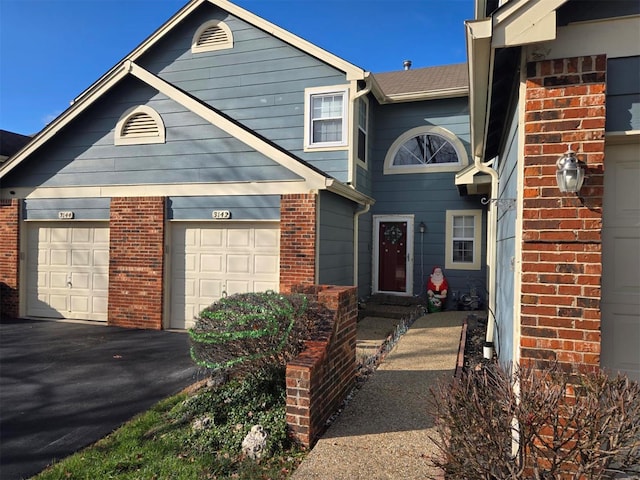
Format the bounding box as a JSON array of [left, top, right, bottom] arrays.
[[34, 368, 306, 480]]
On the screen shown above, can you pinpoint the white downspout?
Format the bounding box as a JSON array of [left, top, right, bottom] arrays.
[[474, 155, 499, 356], [353, 203, 371, 294]]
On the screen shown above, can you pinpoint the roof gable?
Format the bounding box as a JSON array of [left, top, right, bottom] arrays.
[[0, 0, 368, 191]]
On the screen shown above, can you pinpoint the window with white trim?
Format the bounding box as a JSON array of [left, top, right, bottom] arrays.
[[384, 125, 468, 174], [445, 210, 482, 270], [357, 97, 368, 163], [304, 86, 349, 149], [192, 20, 233, 53], [114, 106, 165, 146]]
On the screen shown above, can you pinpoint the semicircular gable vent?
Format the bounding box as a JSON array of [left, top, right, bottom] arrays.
[[123, 112, 159, 137], [192, 20, 233, 53], [114, 106, 165, 146]]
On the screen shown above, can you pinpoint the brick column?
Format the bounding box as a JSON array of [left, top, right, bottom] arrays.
[[280, 193, 317, 293], [0, 199, 20, 319], [521, 55, 606, 374], [108, 197, 165, 329]]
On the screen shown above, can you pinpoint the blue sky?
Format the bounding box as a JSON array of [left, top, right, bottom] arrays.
[[0, 0, 473, 135]]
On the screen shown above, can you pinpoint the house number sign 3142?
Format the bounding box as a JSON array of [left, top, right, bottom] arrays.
[[212, 210, 231, 219]]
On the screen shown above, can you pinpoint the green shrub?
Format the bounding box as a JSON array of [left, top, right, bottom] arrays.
[[175, 366, 291, 457], [189, 291, 331, 375], [429, 363, 640, 479]]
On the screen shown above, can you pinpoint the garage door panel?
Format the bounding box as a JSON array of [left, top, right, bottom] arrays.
[[255, 229, 279, 248], [255, 255, 278, 275], [70, 295, 89, 313], [170, 222, 279, 329], [50, 228, 70, 243], [72, 250, 91, 267], [201, 254, 223, 273], [228, 229, 251, 248], [50, 250, 69, 266], [199, 279, 222, 299], [94, 273, 109, 291], [228, 255, 250, 274], [226, 280, 250, 296], [602, 142, 640, 381], [201, 229, 223, 247]]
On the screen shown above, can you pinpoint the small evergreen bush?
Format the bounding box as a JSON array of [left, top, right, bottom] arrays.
[[189, 291, 332, 375], [429, 363, 640, 479]]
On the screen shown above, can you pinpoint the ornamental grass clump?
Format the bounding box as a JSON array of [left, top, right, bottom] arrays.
[[189, 291, 331, 376], [429, 363, 640, 479]]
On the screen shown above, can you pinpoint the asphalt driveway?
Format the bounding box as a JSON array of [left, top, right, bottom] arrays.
[[0, 317, 202, 480]]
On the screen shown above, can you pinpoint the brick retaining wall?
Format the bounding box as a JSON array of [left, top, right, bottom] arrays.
[[286, 285, 357, 447]]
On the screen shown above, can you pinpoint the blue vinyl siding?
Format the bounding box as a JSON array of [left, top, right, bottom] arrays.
[[137, 4, 351, 181], [23, 198, 110, 221], [369, 97, 486, 299], [168, 195, 279, 220], [4, 79, 302, 188], [606, 56, 640, 132], [357, 211, 373, 298], [318, 191, 355, 286], [494, 105, 519, 368]]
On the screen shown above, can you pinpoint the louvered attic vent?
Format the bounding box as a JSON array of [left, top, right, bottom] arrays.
[[192, 20, 233, 53], [114, 106, 165, 146], [123, 113, 158, 136]]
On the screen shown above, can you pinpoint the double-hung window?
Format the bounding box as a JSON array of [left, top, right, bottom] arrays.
[[357, 97, 368, 163], [304, 86, 349, 149], [445, 210, 482, 270]]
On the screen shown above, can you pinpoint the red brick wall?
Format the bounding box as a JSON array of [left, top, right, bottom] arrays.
[[521, 55, 606, 374], [280, 193, 317, 293], [108, 197, 165, 329], [286, 285, 357, 447], [0, 199, 20, 318]]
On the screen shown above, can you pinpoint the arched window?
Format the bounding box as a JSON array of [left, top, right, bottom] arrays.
[[114, 106, 165, 146], [384, 126, 468, 174], [192, 20, 233, 53]]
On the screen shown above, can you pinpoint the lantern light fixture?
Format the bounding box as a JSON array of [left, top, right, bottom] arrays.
[[556, 149, 585, 193]]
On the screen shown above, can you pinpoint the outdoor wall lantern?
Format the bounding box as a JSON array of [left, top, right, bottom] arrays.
[[556, 149, 585, 193]]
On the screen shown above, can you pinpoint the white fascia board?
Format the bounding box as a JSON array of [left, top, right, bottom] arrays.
[[129, 62, 330, 190], [529, 15, 640, 61], [466, 18, 493, 160], [376, 87, 469, 105], [208, 0, 366, 81], [325, 179, 375, 206], [0, 64, 130, 179], [3, 181, 318, 200], [492, 0, 568, 48]]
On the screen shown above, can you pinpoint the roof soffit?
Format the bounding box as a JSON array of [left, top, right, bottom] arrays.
[[467, 0, 570, 161]]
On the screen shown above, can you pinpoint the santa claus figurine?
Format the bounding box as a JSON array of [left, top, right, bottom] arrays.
[[427, 266, 448, 299]]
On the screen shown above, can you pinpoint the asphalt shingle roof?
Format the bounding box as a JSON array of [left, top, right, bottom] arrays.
[[373, 63, 469, 98]]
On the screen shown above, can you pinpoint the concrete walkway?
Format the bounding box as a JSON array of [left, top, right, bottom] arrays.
[[292, 311, 466, 480]]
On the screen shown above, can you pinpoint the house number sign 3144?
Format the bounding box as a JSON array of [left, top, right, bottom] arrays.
[[212, 210, 231, 219]]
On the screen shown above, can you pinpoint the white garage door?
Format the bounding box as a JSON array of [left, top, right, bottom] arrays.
[[26, 222, 110, 321], [601, 141, 640, 382], [170, 222, 280, 330]]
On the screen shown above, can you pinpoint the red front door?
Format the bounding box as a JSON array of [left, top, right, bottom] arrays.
[[378, 221, 407, 292]]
